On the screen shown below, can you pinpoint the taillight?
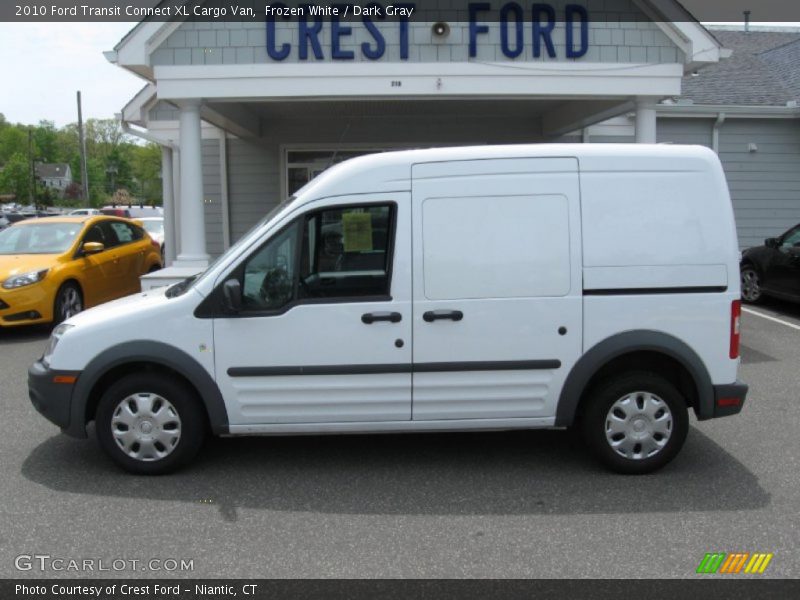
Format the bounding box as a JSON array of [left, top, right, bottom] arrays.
[[730, 299, 741, 359], [151, 239, 160, 250]]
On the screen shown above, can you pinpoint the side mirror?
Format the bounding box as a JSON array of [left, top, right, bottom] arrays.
[[82, 242, 104, 255], [765, 237, 779, 249], [222, 279, 242, 314]]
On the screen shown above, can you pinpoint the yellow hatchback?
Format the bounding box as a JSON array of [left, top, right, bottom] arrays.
[[0, 216, 162, 327]]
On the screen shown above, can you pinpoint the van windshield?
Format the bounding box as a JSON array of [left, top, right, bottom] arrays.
[[166, 197, 296, 297]]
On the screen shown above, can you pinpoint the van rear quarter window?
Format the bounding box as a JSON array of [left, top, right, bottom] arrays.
[[422, 194, 571, 300]]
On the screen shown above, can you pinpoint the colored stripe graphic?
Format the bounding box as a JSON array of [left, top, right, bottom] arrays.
[[697, 552, 774, 574], [697, 553, 726, 574], [744, 553, 774, 574], [720, 553, 749, 573]]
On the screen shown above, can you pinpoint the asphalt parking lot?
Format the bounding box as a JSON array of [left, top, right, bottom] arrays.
[[1, 300, 799, 579]]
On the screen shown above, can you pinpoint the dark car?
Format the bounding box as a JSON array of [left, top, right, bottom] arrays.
[[740, 223, 800, 303]]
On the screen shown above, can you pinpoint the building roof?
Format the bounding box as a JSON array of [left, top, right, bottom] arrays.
[[34, 163, 71, 179], [680, 30, 800, 106]]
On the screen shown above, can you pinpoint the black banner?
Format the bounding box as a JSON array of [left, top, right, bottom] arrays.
[[4, 580, 800, 600], [3, 0, 800, 23]]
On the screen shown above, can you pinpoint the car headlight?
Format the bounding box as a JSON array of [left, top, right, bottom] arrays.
[[42, 323, 74, 367], [2, 269, 49, 289]]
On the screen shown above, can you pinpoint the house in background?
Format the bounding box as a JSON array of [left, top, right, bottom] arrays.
[[34, 163, 73, 198]]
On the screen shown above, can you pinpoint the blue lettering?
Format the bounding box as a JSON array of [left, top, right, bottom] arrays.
[[532, 3, 556, 58], [266, 2, 290, 60], [500, 2, 524, 59], [397, 3, 414, 59], [361, 2, 386, 60], [565, 4, 589, 58], [469, 2, 491, 58], [299, 5, 324, 60], [331, 5, 354, 59]]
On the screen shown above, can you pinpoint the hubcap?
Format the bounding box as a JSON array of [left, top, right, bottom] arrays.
[[111, 393, 182, 462], [59, 287, 82, 320], [604, 391, 673, 460], [741, 269, 760, 302]]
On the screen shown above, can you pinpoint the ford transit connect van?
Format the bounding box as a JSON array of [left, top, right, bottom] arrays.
[[28, 145, 747, 475]]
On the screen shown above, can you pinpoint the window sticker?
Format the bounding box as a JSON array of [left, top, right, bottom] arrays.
[[342, 212, 373, 252]]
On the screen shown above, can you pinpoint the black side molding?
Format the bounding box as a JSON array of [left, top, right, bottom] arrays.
[[584, 286, 727, 296], [228, 360, 561, 378]]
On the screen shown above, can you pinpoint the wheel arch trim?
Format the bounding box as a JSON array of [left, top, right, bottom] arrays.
[[68, 341, 229, 438], [555, 330, 715, 426]]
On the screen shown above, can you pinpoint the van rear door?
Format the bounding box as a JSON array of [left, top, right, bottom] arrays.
[[410, 158, 582, 421]]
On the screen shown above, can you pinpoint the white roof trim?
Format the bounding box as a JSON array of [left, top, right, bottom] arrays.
[[121, 84, 158, 125], [634, 0, 724, 69]]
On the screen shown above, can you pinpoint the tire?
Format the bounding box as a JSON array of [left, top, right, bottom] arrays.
[[740, 265, 763, 304], [581, 371, 689, 474], [53, 281, 83, 325], [95, 373, 206, 475]]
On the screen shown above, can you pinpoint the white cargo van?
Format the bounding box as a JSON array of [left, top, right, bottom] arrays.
[[29, 145, 747, 474]]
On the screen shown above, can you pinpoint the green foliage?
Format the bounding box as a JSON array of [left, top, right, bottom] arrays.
[[0, 152, 32, 200], [0, 117, 164, 207]]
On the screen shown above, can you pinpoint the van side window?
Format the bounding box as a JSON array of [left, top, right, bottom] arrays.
[[299, 205, 393, 300], [238, 203, 394, 313], [241, 221, 301, 311]]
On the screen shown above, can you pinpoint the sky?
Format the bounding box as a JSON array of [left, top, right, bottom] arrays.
[[1, 19, 799, 128], [0, 22, 144, 127]]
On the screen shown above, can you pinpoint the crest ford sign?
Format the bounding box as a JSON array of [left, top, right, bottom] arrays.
[[265, 2, 590, 61]]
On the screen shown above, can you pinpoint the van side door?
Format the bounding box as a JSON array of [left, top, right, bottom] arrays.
[[410, 158, 583, 421], [211, 195, 412, 427]]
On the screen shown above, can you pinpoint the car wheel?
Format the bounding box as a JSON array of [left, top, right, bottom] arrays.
[[581, 371, 689, 474], [95, 373, 206, 475], [53, 282, 83, 325], [740, 265, 763, 304]]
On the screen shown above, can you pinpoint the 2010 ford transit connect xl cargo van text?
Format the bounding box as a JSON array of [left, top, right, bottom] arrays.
[[28, 145, 748, 475]]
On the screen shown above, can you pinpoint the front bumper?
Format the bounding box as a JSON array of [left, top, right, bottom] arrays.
[[28, 360, 81, 433], [712, 380, 749, 418], [0, 285, 51, 327]]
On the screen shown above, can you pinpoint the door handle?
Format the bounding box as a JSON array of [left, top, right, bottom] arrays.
[[423, 310, 464, 322], [361, 312, 402, 324]]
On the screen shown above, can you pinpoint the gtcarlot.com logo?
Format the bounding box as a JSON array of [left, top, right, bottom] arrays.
[[696, 552, 774, 574], [14, 554, 194, 572]]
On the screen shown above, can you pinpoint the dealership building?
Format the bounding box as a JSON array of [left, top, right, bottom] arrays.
[[106, 0, 800, 279]]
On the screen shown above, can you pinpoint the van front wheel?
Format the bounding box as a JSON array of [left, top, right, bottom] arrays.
[[95, 373, 206, 474], [581, 372, 689, 474]]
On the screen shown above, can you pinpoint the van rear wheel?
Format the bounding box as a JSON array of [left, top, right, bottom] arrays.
[[95, 373, 206, 475], [581, 371, 689, 474]]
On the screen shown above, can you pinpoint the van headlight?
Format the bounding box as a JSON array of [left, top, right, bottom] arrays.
[[2, 269, 49, 289], [42, 323, 74, 367]]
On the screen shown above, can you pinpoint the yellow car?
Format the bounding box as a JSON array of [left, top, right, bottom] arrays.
[[0, 216, 162, 327]]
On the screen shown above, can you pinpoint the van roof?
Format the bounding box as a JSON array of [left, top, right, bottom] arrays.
[[296, 143, 719, 202]]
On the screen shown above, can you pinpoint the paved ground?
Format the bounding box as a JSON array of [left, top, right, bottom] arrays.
[[1, 299, 798, 579]]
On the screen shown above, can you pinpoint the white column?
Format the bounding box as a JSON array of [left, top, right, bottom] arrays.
[[635, 99, 657, 144], [174, 100, 209, 267], [160, 147, 177, 266]]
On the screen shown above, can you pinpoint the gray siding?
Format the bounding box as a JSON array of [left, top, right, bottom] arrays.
[[152, 0, 682, 66], [658, 118, 800, 249], [148, 101, 179, 122], [202, 139, 224, 257], [227, 138, 278, 242]]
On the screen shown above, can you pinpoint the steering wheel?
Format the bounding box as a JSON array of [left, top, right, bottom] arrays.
[[259, 267, 291, 308]]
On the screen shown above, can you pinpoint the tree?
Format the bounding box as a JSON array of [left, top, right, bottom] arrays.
[[0, 126, 27, 165], [0, 152, 31, 201], [131, 143, 163, 203], [33, 120, 60, 163]]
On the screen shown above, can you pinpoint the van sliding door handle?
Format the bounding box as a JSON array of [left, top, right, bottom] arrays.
[[423, 310, 464, 322], [361, 312, 402, 324]]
